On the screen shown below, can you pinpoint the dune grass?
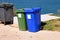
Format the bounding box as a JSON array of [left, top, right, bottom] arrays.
[[43, 19, 60, 31]]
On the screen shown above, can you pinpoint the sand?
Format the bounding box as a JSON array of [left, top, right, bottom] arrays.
[[0, 24, 60, 40]]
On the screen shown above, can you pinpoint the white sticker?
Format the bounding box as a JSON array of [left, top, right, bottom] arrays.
[[18, 14, 21, 18], [27, 14, 31, 19]]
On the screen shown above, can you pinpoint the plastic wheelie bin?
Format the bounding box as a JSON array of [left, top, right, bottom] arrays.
[[32, 7, 41, 30], [0, 3, 13, 25], [16, 9, 27, 31], [24, 8, 41, 32]]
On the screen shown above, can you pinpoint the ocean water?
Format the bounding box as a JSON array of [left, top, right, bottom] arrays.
[[0, 0, 60, 14]]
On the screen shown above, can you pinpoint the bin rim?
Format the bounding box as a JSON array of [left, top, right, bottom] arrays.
[[24, 8, 35, 13], [16, 9, 24, 13], [33, 7, 41, 9], [0, 3, 13, 8], [32, 7, 41, 11], [24, 8, 41, 13]]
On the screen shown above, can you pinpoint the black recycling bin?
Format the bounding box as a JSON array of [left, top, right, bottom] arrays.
[[0, 3, 13, 25]]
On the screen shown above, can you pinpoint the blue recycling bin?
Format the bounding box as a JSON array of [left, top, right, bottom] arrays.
[[24, 8, 41, 32], [32, 7, 41, 30]]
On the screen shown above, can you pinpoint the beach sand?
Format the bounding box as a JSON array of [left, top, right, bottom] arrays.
[[0, 24, 60, 40]]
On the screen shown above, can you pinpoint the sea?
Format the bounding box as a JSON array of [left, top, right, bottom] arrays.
[[0, 0, 60, 14]]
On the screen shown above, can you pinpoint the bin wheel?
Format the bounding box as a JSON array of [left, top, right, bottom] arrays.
[[4, 22, 6, 25]]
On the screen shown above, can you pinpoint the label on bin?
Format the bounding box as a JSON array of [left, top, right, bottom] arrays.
[[18, 14, 21, 18], [27, 14, 31, 19]]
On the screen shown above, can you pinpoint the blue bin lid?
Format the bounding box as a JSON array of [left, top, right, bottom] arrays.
[[24, 8, 34, 13], [32, 7, 41, 11]]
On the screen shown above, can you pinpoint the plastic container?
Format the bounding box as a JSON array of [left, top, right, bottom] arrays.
[[24, 8, 41, 32], [0, 3, 13, 25], [32, 7, 41, 30], [16, 9, 27, 31]]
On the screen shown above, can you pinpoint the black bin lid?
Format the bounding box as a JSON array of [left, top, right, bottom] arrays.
[[0, 3, 13, 8]]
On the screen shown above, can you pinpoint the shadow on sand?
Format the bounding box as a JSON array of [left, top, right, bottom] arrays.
[[1, 21, 13, 25], [40, 22, 46, 30]]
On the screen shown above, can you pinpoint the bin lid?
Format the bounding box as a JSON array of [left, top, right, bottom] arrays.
[[24, 8, 34, 13], [32, 7, 41, 11], [0, 3, 13, 8], [16, 9, 24, 13]]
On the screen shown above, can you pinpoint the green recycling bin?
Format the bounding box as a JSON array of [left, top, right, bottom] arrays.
[[16, 9, 27, 31]]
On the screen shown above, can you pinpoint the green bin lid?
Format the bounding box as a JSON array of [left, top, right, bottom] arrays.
[[16, 9, 24, 13]]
